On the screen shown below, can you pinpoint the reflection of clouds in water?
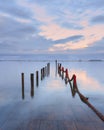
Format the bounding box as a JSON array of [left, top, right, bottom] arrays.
[[50, 65, 104, 93], [70, 69, 104, 92], [46, 79, 63, 89]]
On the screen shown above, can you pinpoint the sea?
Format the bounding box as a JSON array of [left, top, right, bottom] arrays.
[[0, 53, 104, 128]]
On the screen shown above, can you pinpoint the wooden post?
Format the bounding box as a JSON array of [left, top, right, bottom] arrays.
[[60, 63, 62, 70], [49, 63, 50, 75], [45, 66, 47, 77], [47, 64, 49, 76], [21, 73, 25, 99], [30, 73, 34, 98], [62, 67, 64, 79], [21, 73, 24, 88], [46, 64, 48, 76], [55, 60, 57, 76], [36, 71, 39, 86], [59, 63, 61, 76], [41, 68, 43, 80], [47, 63, 50, 76], [58, 63, 60, 74], [42, 68, 44, 79], [65, 68, 68, 84], [43, 67, 45, 78]]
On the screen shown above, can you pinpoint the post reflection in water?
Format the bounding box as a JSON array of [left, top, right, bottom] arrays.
[[70, 69, 104, 93]]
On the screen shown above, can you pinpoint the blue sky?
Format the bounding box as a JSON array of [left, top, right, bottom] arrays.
[[0, 0, 104, 54]]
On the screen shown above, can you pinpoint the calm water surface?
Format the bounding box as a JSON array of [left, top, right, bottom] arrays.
[[0, 61, 104, 124], [60, 61, 104, 114]]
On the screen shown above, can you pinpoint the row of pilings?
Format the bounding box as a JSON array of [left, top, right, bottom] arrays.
[[21, 63, 50, 99], [57, 62, 104, 122]]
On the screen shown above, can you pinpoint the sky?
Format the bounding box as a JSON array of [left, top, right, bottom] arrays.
[[0, 0, 104, 55]]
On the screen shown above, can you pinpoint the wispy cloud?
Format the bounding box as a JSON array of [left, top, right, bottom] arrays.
[[91, 15, 104, 24], [55, 35, 84, 44], [39, 23, 82, 41], [0, 0, 104, 54], [47, 23, 104, 52], [17, 0, 55, 24]]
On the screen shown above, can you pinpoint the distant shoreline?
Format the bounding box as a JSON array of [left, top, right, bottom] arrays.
[[0, 59, 104, 62]]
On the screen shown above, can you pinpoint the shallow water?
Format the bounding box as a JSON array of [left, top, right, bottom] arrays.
[[0, 60, 104, 128], [60, 61, 104, 115]]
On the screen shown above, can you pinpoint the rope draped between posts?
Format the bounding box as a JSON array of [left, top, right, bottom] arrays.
[[58, 63, 104, 122]]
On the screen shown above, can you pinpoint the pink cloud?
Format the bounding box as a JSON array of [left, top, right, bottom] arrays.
[[48, 24, 104, 52]]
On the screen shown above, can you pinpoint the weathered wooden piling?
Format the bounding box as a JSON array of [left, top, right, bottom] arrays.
[[36, 71, 39, 86], [61, 67, 64, 79], [42, 68, 44, 79], [58, 63, 59, 74], [64, 68, 69, 84], [58, 63, 61, 76], [21, 73, 24, 88], [21, 73, 25, 99], [44, 66, 47, 76], [30, 73, 34, 97], [55, 60, 58, 76], [47, 63, 50, 75], [41, 63, 50, 80], [47, 64, 49, 76], [55, 60, 57, 70], [46, 64, 48, 76], [43, 67, 45, 78], [41, 68, 43, 80]]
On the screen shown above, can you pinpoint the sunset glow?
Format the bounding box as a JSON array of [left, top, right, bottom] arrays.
[[0, 0, 104, 54]]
